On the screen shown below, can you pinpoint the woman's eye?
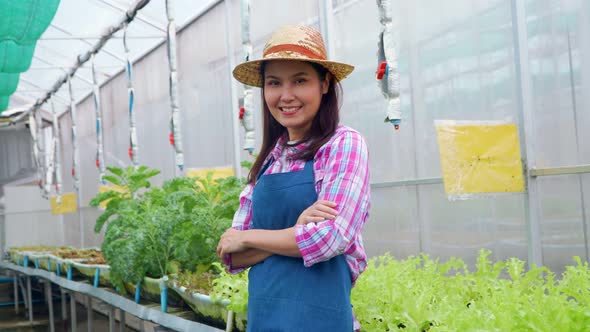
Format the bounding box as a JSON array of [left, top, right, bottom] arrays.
[[295, 79, 307, 84], [266, 80, 280, 86]]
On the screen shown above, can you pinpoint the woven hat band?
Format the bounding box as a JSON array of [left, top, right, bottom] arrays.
[[263, 44, 325, 60]]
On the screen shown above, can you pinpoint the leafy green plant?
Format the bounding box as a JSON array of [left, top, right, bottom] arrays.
[[172, 264, 222, 295], [171, 173, 245, 270], [90, 166, 246, 292], [558, 256, 590, 306], [100, 206, 147, 287], [351, 250, 590, 331], [89, 166, 160, 233], [210, 263, 249, 314], [240, 159, 254, 171], [100, 176, 200, 287], [141, 177, 202, 277], [88, 166, 160, 289]]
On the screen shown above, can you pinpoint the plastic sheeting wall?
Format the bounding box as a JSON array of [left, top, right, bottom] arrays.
[[351, 0, 589, 272], [0, 128, 35, 184], [0, 129, 34, 258], [330, 0, 532, 267], [3, 185, 66, 249], [525, 0, 590, 273], [4, 0, 590, 274]]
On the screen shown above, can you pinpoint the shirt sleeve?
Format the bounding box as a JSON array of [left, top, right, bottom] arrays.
[[223, 182, 254, 273], [295, 130, 370, 267]]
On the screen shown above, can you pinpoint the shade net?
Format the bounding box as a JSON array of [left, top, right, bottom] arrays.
[[0, 0, 61, 112]]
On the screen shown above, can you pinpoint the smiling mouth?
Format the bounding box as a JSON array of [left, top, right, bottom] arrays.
[[279, 106, 302, 114]]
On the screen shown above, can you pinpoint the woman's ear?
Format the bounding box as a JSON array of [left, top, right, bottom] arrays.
[[322, 73, 331, 94]]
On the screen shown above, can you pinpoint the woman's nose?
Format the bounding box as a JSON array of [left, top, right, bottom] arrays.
[[279, 86, 295, 102]]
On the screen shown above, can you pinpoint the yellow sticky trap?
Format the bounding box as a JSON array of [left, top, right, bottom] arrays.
[[50, 193, 78, 215], [435, 121, 525, 197], [186, 166, 234, 180], [98, 185, 128, 209]]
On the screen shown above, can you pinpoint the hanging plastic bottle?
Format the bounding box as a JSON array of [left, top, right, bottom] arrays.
[[51, 98, 63, 203], [166, 0, 184, 172], [377, 0, 402, 130], [68, 77, 80, 191], [91, 54, 107, 183], [28, 112, 44, 193], [124, 24, 139, 167]]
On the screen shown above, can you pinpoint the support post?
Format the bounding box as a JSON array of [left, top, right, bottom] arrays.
[[109, 305, 116, 332], [44, 280, 55, 332], [87, 296, 94, 332], [26, 276, 33, 323], [225, 310, 234, 332], [60, 287, 68, 328], [119, 308, 126, 332], [70, 292, 77, 332], [13, 272, 19, 314], [510, 0, 543, 267]]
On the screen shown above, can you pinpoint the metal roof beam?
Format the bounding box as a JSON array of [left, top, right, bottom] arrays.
[[19, 79, 70, 107], [49, 24, 127, 63], [28, 65, 122, 70], [92, 0, 166, 32], [40, 35, 164, 40], [16, 88, 87, 93], [31, 56, 96, 85]]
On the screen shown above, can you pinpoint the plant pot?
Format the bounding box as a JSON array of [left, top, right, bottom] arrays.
[[27, 252, 51, 270], [142, 276, 183, 308], [9, 251, 28, 266], [168, 283, 247, 331], [71, 261, 113, 287], [8, 249, 21, 264], [38, 255, 52, 271], [21, 251, 53, 269], [46, 255, 70, 276]]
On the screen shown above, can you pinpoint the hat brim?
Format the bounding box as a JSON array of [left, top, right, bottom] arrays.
[[233, 58, 355, 88]]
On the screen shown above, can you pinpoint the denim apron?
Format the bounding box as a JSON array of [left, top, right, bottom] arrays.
[[247, 158, 353, 332]]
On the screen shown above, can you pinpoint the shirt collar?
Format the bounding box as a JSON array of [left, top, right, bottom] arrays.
[[269, 134, 309, 160]]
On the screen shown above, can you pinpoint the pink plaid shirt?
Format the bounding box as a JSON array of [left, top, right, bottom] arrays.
[[228, 125, 370, 278], [227, 125, 370, 330]]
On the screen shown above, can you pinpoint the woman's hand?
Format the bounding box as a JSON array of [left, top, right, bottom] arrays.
[[217, 228, 248, 258], [296, 200, 338, 225]]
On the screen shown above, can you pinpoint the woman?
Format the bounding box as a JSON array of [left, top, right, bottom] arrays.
[[217, 25, 370, 332]]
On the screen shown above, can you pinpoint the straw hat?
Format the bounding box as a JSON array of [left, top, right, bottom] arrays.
[[233, 25, 354, 87]]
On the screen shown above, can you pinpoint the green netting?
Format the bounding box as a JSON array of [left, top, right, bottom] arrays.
[[0, 72, 19, 95], [0, 41, 36, 73], [0, 0, 61, 44], [0, 0, 61, 112], [0, 96, 9, 112]]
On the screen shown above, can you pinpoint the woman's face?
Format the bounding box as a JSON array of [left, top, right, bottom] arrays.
[[263, 60, 329, 141]]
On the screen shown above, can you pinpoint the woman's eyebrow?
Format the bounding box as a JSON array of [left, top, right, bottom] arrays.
[[265, 72, 309, 80], [290, 72, 309, 78]]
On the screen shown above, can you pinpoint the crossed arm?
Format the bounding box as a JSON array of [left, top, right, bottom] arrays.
[[216, 200, 338, 269]]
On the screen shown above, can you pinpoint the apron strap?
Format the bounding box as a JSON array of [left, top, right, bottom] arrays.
[[256, 157, 275, 181], [303, 159, 314, 171]]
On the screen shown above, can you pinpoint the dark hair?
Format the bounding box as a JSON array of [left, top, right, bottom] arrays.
[[247, 61, 343, 184]]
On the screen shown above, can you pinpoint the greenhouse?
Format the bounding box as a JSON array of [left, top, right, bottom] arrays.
[[1, 0, 589, 331]]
